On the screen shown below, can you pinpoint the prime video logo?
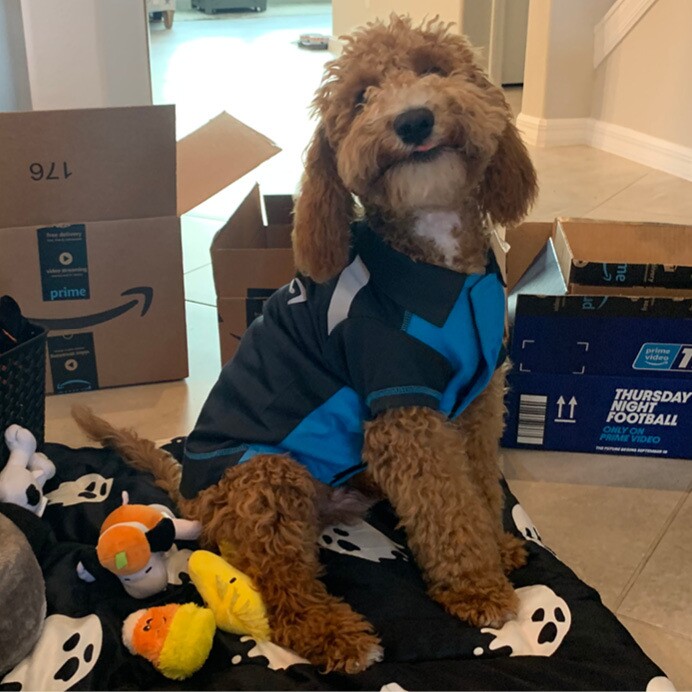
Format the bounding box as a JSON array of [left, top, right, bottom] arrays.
[[633, 343, 692, 371], [49, 287, 88, 301]]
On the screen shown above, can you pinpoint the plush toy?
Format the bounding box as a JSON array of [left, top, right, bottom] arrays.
[[188, 549, 270, 641], [0, 425, 56, 517], [122, 603, 215, 680], [121, 551, 270, 680], [0, 503, 51, 675], [77, 492, 202, 598]]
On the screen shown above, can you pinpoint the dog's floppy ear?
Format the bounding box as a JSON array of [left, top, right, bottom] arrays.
[[292, 125, 354, 283], [478, 120, 537, 227]]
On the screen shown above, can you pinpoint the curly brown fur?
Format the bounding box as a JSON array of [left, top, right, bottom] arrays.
[[454, 365, 528, 574], [72, 405, 182, 504], [180, 455, 382, 673], [363, 406, 518, 627], [74, 14, 538, 671], [315, 485, 375, 530]]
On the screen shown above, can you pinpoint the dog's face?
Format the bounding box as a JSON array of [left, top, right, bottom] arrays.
[[292, 15, 537, 282], [318, 19, 509, 213]]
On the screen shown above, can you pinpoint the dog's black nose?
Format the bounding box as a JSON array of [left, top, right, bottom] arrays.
[[394, 107, 435, 146]]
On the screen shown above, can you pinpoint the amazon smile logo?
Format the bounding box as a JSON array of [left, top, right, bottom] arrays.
[[29, 287, 153, 330]]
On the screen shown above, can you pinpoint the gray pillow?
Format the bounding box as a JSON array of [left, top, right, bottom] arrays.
[[0, 513, 46, 675]]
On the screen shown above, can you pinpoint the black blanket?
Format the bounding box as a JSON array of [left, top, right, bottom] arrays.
[[0, 440, 672, 691]]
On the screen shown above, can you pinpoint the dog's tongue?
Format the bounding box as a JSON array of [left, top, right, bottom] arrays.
[[414, 143, 436, 152]]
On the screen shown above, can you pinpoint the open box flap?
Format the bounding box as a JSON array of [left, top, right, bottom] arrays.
[[502, 222, 555, 291], [211, 184, 266, 251], [177, 113, 281, 216]]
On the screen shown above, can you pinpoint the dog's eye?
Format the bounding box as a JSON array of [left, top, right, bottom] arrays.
[[354, 88, 368, 107], [421, 65, 447, 77]]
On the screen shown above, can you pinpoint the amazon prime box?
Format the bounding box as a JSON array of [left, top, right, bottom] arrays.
[[0, 106, 279, 393], [499, 220, 692, 460]]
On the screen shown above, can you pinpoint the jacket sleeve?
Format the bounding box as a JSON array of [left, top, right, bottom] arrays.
[[327, 317, 454, 416]]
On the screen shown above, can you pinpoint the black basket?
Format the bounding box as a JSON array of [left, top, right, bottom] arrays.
[[0, 324, 47, 466]]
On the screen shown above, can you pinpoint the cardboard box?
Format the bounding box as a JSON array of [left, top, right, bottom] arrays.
[[0, 106, 279, 393], [212, 186, 296, 363], [501, 220, 692, 460], [553, 218, 692, 296]]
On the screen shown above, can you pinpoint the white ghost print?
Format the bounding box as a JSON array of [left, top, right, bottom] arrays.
[[319, 521, 407, 562], [646, 676, 676, 691], [45, 474, 113, 507], [2, 614, 102, 691], [232, 636, 309, 670], [474, 585, 571, 657], [512, 504, 554, 553]]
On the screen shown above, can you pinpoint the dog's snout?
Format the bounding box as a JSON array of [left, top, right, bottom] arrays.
[[393, 107, 435, 146]]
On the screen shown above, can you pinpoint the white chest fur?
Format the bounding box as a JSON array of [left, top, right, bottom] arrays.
[[413, 211, 461, 266]]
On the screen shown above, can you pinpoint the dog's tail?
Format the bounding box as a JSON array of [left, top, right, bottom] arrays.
[[72, 406, 182, 505]]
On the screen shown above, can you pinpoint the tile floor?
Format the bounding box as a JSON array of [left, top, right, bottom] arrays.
[[45, 6, 692, 689]]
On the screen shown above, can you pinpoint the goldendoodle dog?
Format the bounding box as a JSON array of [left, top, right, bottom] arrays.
[[75, 13, 537, 674]]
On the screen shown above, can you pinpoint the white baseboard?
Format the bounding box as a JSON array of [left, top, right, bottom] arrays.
[[517, 113, 692, 182], [516, 114, 592, 147], [591, 120, 692, 181]]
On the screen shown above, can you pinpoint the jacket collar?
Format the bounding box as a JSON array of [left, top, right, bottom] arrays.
[[352, 221, 498, 327]]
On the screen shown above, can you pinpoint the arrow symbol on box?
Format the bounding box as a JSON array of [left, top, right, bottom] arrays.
[[557, 396, 565, 418], [568, 396, 578, 418]]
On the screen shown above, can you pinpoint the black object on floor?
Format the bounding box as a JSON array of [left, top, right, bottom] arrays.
[[0, 296, 47, 465], [192, 0, 267, 14], [0, 438, 671, 691]]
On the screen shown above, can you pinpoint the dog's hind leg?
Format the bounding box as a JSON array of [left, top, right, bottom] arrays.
[[180, 454, 383, 674], [363, 406, 518, 629]]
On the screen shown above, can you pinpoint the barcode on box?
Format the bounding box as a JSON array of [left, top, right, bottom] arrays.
[[517, 394, 548, 445]]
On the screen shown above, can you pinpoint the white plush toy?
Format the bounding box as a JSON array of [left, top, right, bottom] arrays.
[[0, 425, 56, 517]]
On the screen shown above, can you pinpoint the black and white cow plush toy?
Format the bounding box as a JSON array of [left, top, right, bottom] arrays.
[[0, 425, 56, 517]]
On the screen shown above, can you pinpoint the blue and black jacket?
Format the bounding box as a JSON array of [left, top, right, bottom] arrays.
[[181, 221, 506, 499]]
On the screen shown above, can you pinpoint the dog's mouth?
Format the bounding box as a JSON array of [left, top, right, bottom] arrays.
[[366, 143, 470, 195], [379, 144, 451, 177], [406, 144, 446, 164]]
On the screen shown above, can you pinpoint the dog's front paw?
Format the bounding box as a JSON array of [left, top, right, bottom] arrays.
[[431, 580, 519, 629]]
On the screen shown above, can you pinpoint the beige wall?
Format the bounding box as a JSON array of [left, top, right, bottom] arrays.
[[0, 0, 31, 110], [461, 0, 491, 68], [19, 0, 151, 110], [332, 0, 463, 39], [331, 0, 523, 83], [521, 0, 551, 117], [592, 0, 692, 148], [522, 0, 613, 120]]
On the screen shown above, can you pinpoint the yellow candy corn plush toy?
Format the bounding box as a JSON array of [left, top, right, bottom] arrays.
[[188, 550, 270, 641], [122, 603, 215, 680]]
